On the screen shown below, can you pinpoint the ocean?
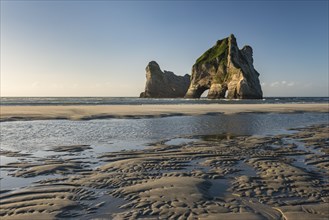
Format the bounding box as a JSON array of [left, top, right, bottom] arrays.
[[1, 96, 328, 106]]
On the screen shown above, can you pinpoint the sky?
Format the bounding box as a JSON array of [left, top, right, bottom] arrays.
[[1, 0, 328, 97]]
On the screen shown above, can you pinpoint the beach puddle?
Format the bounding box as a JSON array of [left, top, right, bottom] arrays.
[[183, 158, 209, 172], [81, 195, 126, 220], [164, 137, 199, 146], [270, 137, 326, 174], [0, 170, 52, 191], [199, 133, 241, 142], [0, 155, 20, 166], [74, 187, 127, 219], [208, 178, 231, 198], [235, 160, 258, 176]]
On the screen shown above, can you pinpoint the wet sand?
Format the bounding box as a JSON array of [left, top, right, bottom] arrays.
[[0, 124, 328, 219], [0, 103, 328, 122]]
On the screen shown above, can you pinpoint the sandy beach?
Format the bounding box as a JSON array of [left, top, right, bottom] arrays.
[[1, 103, 328, 122], [1, 123, 328, 219], [1, 103, 328, 219]]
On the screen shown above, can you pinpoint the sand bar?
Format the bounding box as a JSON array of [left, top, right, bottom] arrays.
[[0, 103, 328, 122]]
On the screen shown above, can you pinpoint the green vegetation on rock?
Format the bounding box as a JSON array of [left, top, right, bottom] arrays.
[[196, 38, 228, 64]]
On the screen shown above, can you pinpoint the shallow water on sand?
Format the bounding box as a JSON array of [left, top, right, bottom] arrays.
[[0, 112, 328, 153], [0, 114, 328, 219]]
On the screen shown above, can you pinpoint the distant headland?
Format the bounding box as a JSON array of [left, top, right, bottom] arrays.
[[140, 34, 263, 99]]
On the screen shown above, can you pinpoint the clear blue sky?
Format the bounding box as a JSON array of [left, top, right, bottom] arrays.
[[1, 0, 328, 97]]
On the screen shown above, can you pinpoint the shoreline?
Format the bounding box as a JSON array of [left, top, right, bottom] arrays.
[[0, 103, 328, 122]]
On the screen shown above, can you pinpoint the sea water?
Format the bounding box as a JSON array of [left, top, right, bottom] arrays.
[[1, 96, 328, 106], [1, 112, 328, 153]]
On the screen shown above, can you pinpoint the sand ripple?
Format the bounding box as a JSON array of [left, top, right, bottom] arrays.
[[0, 124, 328, 219]]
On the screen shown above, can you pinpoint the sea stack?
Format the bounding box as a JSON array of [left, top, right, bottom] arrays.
[[185, 34, 263, 99], [140, 61, 190, 98]]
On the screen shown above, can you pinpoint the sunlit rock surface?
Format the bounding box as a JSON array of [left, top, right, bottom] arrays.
[[185, 34, 263, 99]]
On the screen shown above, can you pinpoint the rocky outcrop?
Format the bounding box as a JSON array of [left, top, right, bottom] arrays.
[[140, 61, 190, 98], [185, 34, 263, 99]]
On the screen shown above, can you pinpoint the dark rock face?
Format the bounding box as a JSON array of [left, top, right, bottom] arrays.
[[185, 34, 263, 99], [140, 61, 190, 98]]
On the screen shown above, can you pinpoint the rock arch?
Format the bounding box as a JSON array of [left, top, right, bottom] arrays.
[[185, 34, 263, 99]]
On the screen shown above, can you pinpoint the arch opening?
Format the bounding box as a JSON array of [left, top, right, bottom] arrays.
[[193, 86, 209, 98], [201, 89, 209, 98], [224, 90, 229, 99]]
